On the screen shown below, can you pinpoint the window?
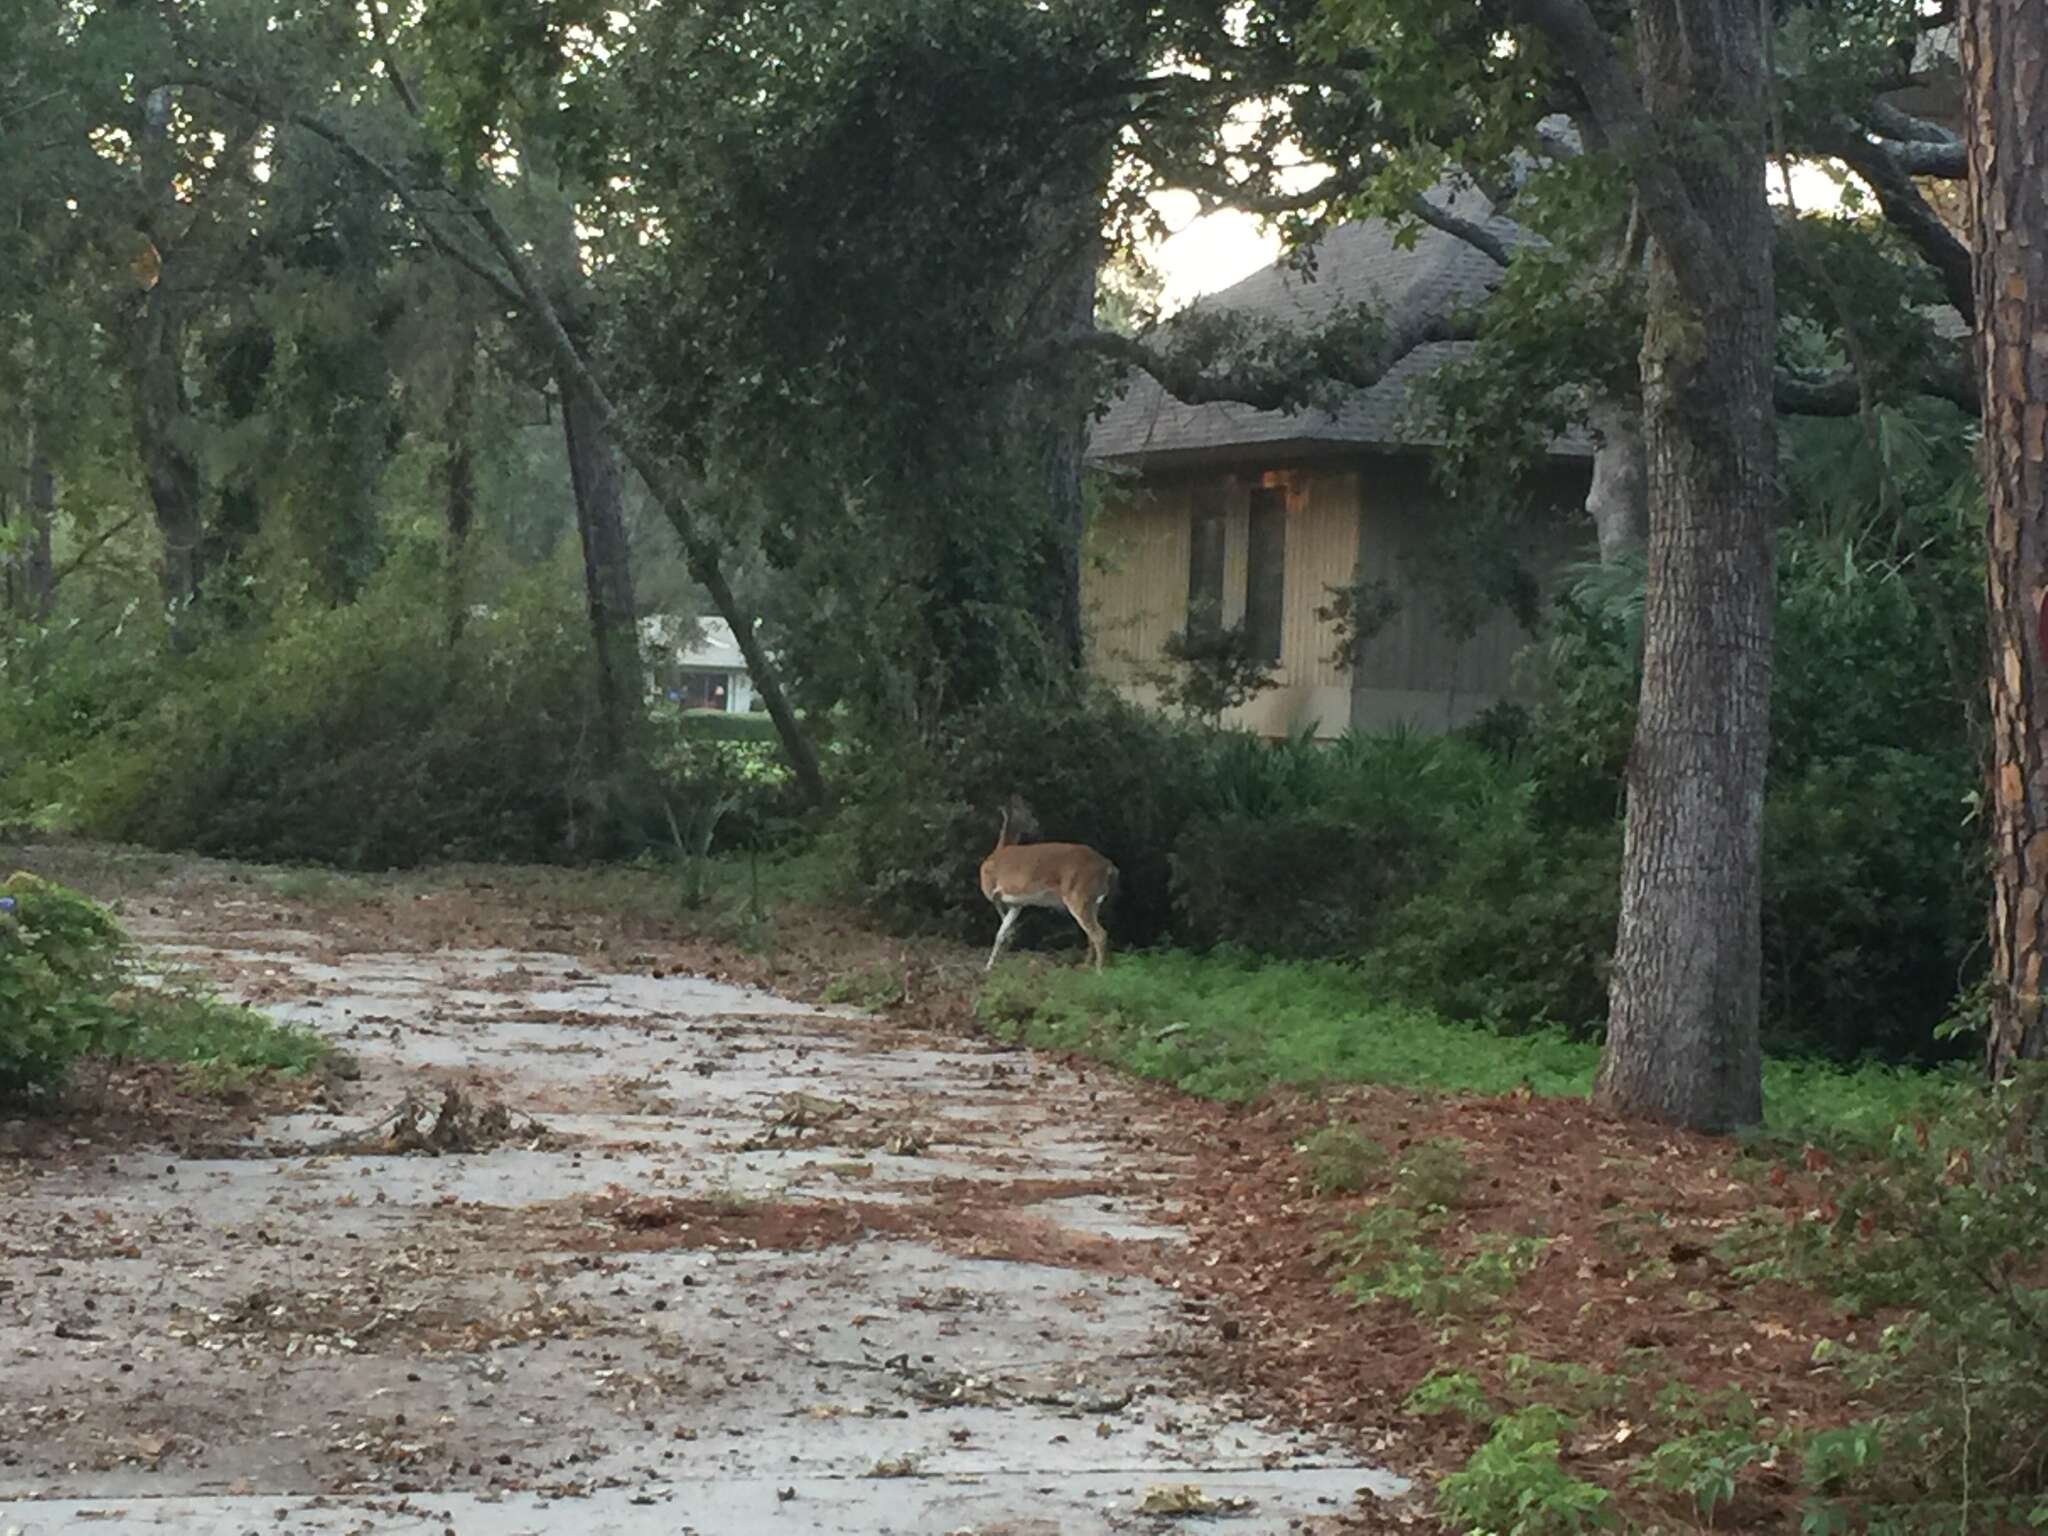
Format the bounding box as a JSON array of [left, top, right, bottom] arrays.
[[670, 670, 730, 711], [1245, 485, 1287, 665]]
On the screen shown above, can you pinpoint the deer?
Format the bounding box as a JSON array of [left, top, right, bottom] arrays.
[[978, 799, 1118, 973]]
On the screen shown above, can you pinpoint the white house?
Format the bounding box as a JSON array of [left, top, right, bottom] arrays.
[[641, 615, 758, 713]]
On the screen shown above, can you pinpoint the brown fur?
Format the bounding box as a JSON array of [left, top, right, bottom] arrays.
[[978, 804, 1118, 972]]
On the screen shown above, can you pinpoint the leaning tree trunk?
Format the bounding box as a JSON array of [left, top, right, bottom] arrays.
[[537, 192, 645, 769], [466, 185, 828, 807], [1963, 0, 2048, 1080], [1593, 0, 1776, 1132], [558, 363, 646, 767]]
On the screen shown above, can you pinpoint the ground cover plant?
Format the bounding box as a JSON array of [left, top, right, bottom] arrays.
[[977, 953, 1966, 1144], [0, 869, 327, 1100]]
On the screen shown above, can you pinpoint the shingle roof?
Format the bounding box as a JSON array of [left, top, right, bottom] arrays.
[[1088, 193, 1591, 466]]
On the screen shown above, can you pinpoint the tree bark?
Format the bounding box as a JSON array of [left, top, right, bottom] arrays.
[[1584, 398, 1648, 564], [558, 363, 645, 766], [466, 188, 828, 807], [1590, 0, 1776, 1132], [131, 289, 205, 617], [1036, 232, 1099, 670], [131, 82, 207, 626], [22, 422, 54, 622], [1962, 0, 2048, 1081], [4, 410, 57, 623], [538, 195, 645, 769], [443, 311, 478, 643]]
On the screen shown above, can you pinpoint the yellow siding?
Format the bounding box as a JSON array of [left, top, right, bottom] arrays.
[[1344, 461, 1562, 733], [1083, 459, 1583, 738], [1082, 480, 1192, 684], [1083, 467, 1360, 739]]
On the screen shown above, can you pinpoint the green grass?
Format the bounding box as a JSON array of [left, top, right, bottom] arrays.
[[977, 950, 1967, 1144], [514, 845, 840, 915], [979, 950, 1598, 1099], [120, 988, 331, 1078], [257, 867, 379, 904]]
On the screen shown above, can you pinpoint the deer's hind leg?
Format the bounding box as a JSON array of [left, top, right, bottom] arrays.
[[1065, 891, 1109, 972], [986, 904, 1022, 972]]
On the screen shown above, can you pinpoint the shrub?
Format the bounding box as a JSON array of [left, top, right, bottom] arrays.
[[838, 685, 1207, 945], [3, 565, 795, 869], [1766, 1071, 2048, 1533], [1437, 1406, 1616, 1535], [0, 872, 329, 1099], [1405, 1368, 1498, 1425], [1761, 748, 1978, 1064], [1371, 822, 1619, 1037], [0, 872, 130, 1096], [1169, 729, 1536, 961], [1326, 1214, 1550, 1319], [1438, 523, 1982, 1064], [1393, 1137, 1479, 1211], [1298, 1122, 1388, 1195], [1154, 620, 1278, 722], [1170, 813, 1428, 957]]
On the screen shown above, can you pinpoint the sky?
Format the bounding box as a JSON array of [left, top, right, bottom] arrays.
[[1149, 196, 1281, 311], [1144, 162, 1855, 313]]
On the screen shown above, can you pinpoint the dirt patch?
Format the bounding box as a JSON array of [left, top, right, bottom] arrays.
[[552, 1180, 1184, 1279], [1150, 1085, 1875, 1529], [166, 1275, 610, 1359], [1, 1060, 335, 1170], [567, 1188, 923, 1253]]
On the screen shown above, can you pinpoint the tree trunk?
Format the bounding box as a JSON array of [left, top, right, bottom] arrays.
[[536, 195, 644, 769], [22, 420, 54, 621], [443, 313, 478, 643], [1585, 398, 1648, 565], [558, 363, 645, 767], [1594, 0, 1776, 1132], [131, 290, 205, 617], [1037, 233, 1098, 670], [131, 82, 206, 627], [466, 185, 829, 807], [3, 412, 56, 623], [1962, 0, 2048, 1080]]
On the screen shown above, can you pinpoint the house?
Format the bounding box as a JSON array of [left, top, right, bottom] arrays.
[[641, 615, 758, 713], [1084, 201, 1594, 738]]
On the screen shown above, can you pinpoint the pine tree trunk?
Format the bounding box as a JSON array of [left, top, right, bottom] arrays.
[[131, 291, 205, 616], [1593, 0, 1775, 1132], [444, 314, 478, 643], [1038, 235, 1098, 670], [131, 83, 206, 628], [537, 191, 645, 769], [558, 365, 646, 767], [23, 420, 54, 621], [1963, 0, 2048, 1081]]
